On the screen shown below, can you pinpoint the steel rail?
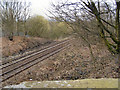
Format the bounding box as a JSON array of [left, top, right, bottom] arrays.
[[0, 39, 70, 70], [1, 39, 69, 65], [1, 40, 69, 75], [0, 39, 71, 82]]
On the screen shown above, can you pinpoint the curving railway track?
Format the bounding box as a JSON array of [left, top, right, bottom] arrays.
[[0, 39, 72, 82]]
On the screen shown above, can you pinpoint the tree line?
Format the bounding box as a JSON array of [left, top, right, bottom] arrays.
[[26, 15, 72, 39], [0, 0, 72, 40]]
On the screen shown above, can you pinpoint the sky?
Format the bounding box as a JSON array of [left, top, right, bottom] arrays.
[[29, 0, 52, 18], [27, 0, 115, 19], [29, 0, 62, 19], [28, 0, 78, 19]]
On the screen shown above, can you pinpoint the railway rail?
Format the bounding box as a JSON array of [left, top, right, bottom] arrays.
[[0, 39, 71, 82]]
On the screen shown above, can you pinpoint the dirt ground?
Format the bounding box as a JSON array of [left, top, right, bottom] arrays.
[[1, 36, 52, 58], [3, 37, 118, 87]]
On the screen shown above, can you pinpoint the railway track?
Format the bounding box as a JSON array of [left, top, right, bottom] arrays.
[[0, 39, 71, 82]]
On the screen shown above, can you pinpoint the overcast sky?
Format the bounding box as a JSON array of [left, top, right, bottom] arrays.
[[29, 0, 51, 18], [28, 0, 79, 19], [28, 0, 115, 19], [29, 0, 63, 19]]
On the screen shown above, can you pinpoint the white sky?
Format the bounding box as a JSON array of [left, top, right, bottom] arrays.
[[29, 0, 52, 18], [28, 0, 78, 19], [29, 0, 63, 19], [28, 0, 115, 19]]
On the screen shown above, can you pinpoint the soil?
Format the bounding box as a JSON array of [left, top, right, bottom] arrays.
[[2, 37, 119, 87]]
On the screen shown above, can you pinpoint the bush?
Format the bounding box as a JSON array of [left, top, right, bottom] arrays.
[[26, 15, 72, 39], [26, 15, 50, 37], [48, 21, 72, 39]]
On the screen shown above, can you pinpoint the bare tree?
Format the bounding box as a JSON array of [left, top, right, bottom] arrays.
[[0, 0, 31, 40], [80, 0, 119, 54], [21, 1, 31, 36], [49, 0, 120, 55], [49, 0, 100, 60]]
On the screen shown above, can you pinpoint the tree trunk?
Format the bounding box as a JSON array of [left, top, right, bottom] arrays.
[[116, 1, 120, 78], [116, 1, 120, 53]]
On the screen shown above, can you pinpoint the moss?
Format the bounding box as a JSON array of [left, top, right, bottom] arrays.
[[24, 79, 118, 88]]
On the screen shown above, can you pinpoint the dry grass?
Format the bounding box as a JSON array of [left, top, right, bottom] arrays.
[[1, 36, 50, 57]]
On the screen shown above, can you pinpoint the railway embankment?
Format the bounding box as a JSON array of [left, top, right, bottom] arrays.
[[2, 37, 118, 88], [1, 36, 53, 58]]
